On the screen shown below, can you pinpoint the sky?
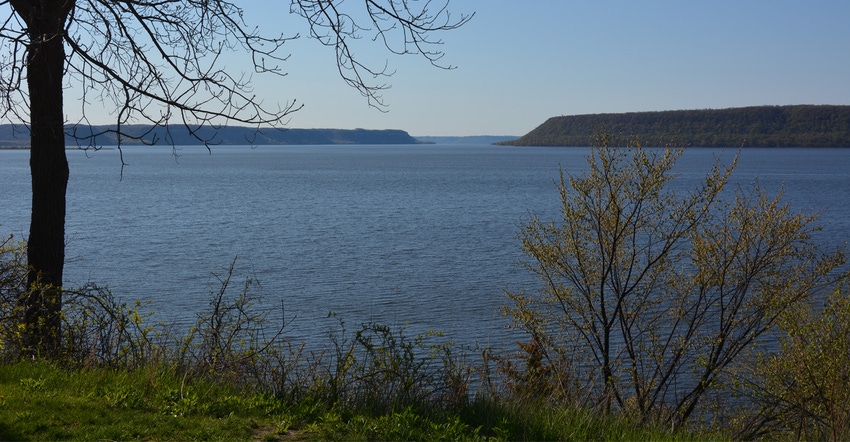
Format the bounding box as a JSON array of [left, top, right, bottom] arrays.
[[72, 1, 850, 137]]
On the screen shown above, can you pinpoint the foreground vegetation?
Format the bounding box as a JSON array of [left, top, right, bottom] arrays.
[[1, 250, 697, 441], [1, 359, 698, 441], [2, 139, 849, 440]]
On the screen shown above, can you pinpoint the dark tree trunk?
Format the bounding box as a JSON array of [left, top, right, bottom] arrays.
[[12, 0, 73, 357]]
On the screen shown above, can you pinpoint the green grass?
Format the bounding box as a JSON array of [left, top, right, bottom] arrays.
[[0, 360, 712, 441], [0, 360, 292, 441]]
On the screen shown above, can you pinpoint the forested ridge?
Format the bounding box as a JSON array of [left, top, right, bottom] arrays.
[[0, 125, 421, 147], [500, 105, 850, 147]]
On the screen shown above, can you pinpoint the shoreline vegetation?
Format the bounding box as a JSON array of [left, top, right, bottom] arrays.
[[0, 250, 704, 441], [499, 104, 850, 147]]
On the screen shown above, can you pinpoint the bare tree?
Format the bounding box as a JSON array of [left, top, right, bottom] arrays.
[[0, 0, 470, 356]]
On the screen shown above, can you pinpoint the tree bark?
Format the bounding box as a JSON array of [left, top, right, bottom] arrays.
[[13, 0, 73, 357]]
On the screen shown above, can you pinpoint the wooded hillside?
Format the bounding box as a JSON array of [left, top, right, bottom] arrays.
[[0, 125, 421, 147], [499, 105, 850, 147]]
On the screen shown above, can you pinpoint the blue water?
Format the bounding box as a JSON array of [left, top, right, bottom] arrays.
[[2, 145, 849, 350]]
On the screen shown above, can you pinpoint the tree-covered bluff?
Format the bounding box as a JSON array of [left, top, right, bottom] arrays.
[[499, 105, 850, 147]]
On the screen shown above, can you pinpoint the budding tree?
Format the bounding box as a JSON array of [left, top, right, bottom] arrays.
[[0, 0, 470, 356], [504, 136, 844, 429]]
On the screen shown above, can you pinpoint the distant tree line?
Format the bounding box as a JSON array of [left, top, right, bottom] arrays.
[[499, 105, 850, 147], [0, 125, 421, 147]]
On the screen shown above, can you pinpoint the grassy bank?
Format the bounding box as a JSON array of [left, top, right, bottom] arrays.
[[0, 360, 286, 440], [0, 359, 704, 441]]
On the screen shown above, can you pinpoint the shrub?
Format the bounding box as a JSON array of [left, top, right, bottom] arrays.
[[0, 234, 27, 360], [175, 258, 289, 387], [301, 316, 472, 414]]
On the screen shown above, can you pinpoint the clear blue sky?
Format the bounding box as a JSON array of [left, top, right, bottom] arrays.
[[76, 1, 850, 137]]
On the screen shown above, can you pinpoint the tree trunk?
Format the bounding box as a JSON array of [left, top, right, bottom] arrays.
[[13, 0, 73, 357]]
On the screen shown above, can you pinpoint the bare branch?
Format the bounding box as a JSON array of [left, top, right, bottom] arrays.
[[291, 0, 472, 109]]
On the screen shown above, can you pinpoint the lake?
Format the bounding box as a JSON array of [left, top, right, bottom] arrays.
[[2, 145, 849, 351]]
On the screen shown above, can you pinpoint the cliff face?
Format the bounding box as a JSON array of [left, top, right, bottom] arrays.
[[499, 105, 850, 147], [0, 125, 421, 146]]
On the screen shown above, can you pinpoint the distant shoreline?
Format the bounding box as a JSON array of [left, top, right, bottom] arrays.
[[0, 126, 424, 146], [0, 146, 117, 150], [0, 133, 519, 150]]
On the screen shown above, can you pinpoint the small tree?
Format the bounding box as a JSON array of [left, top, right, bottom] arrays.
[[504, 135, 844, 429]]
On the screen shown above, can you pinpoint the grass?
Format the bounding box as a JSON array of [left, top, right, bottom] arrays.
[[0, 359, 710, 441], [0, 360, 292, 441]]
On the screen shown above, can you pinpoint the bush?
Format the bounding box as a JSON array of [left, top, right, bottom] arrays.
[[0, 234, 27, 360], [60, 283, 161, 367], [175, 258, 289, 387], [299, 315, 472, 415]]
